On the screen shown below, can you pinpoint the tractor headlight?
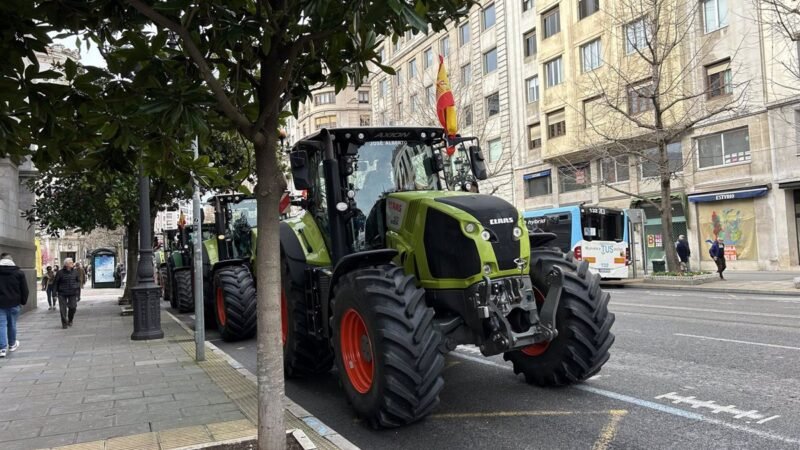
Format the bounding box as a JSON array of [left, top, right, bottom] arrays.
[[483, 264, 492, 275], [217, 234, 225, 240], [480, 230, 491, 241], [512, 226, 523, 240], [465, 222, 478, 234]]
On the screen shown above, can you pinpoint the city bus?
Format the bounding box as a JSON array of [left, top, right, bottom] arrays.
[[523, 205, 630, 279]]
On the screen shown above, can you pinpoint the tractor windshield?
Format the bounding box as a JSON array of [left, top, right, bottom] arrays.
[[350, 141, 439, 211], [228, 198, 257, 258]]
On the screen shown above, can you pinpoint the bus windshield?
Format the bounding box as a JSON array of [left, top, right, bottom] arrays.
[[580, 207, 625, 242]]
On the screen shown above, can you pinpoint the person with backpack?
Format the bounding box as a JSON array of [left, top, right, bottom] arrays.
[[709, 238, 726, 280], [53, 258, 82, 329], [42, 266, 56, 310], [675, 235, 691, 272], [0, 253, 28, 358]]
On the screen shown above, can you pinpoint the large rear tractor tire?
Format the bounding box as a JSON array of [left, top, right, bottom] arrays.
[[281, 259, 334, 377], [332, 265, 445, 428], [213, 265, 257, 341], [503, 248, 615, 386], [160, 266, 171, 303], [173, 268, 194, 313]]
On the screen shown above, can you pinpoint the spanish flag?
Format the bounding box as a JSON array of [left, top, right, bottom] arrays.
[[435, 55, 458, 154]]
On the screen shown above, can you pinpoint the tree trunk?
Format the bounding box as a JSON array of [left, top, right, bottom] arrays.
[[122, 220, 139, 303], [253, 126, 286, 450], [659, 171, 680, 272]]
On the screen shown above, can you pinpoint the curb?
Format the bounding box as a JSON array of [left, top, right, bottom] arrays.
[[164, 310, 359, 450], [603, 282, 798, 297]]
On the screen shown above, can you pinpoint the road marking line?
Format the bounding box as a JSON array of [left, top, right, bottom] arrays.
[[449, 351, 800, 445], [655, 392, 780, 423], [674, 333, 800, 351], [612, 302, 800, 319], [431, 410, 625, 419], [757, 415, 781, 424], [592, 410, 628, 450]]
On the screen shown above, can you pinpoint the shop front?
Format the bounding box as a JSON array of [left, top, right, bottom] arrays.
[[630, 196, 688, 271], [688, 186, 768, 266]]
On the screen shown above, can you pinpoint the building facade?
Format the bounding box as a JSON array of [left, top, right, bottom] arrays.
[[370, 0, 800, 271], [293, 84, 373, 140]]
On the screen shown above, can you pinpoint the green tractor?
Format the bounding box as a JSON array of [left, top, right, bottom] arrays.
[[158, 228, 194, 313], [279, 127, 615, 428]]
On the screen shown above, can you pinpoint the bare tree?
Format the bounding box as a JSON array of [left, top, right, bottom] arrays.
[[757, 0, 800, 83], [563, 0, 749, 271]]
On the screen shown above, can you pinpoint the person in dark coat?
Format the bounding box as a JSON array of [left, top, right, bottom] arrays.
[[709, 238, 726, 280], [42, 266, 56, 310], [0, 253, 28, 357], [53, 258, 81, 328], [675, 235, 691, 272]]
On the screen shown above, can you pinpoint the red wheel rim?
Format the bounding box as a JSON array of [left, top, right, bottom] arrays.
[[340, 308, 374, 394], [216, 287, 227, 326], [281, 288, 288, 345], [522, 287, 550, 356]]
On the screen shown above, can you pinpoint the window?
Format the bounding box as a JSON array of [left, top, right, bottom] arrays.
[[358, 91, 370, 104], [706, 59, 732, 98], [314, 92, 336, 105], [703, 0, 728, 33], [627, 81, 654, 115], [578, 0, 599, 19], [397, 102, 403, 121], [523, 0, 534, 12], [379, 79, 388, 97], [440, 37, 450, 57], [625, 18, 649, 55], [486, 92, 500, 116], [697, 128, 750, 168], [484, 47, 498, 73], [424, 48, 434, 69], [545, 56, 563, 87], [524, 171, 552, 198], [360, 114, 371, 126], [459, 22, 471, 46], [393, 39, 401, 54], [426, 85, 435, 105], [488, 138, 503, 162], [526, 76, 540, 103], [314, 115, 337, 130], [410, 94, 419, 113], [464, 105, 474, 126], [542, 7, 561, 39], [528, 123, 542, 149], [483, 3, 497, 30], [547, 109, 566, 138], [580, 39, 602, 72], [461, 63, 472, 85], [524, 29, 537, 57], [559, 164, 591, 192], [408, 59, 418, 79], [396, 69, 402, 86], [601, 156, 630, 183], [641, 142, 684, 177], [378, 47, 385, 62], [583, 95, 605, 128]]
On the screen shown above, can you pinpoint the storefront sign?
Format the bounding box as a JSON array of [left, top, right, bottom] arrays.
[[688, 187, 768, 203]]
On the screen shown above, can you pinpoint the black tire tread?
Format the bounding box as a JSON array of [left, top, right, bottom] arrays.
[[503, 248, 615, 386], [214, 265, 257, 341], [174, 269, 194, 313], [160, 267, 171, 303], [333, 265, 445, 428]]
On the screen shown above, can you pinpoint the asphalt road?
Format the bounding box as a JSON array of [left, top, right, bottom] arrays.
[[181, 287, 800, 449]]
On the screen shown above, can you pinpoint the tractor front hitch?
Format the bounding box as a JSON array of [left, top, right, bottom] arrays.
[[536, 266, 563, 341]]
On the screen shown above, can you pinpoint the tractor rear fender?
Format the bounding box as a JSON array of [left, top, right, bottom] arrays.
[[280, 222, 307, 287], [529, 231, 558, 249]]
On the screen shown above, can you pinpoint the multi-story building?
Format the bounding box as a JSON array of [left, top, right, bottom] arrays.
[[293, 84, 373, 139], [370, 0, 800, 271], [154, 202, 193, 235]]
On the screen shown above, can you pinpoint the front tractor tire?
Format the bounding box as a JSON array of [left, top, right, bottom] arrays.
[[213, 265, 257, 341], [504, 248, 615, 386], [281, 259, 334, 377], [173, 268, 194, 313], [332, 265, 445, 428]]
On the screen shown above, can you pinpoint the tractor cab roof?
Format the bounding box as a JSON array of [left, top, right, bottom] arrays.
[[295, 127, 449, 153], [208, 193, 255, 206]]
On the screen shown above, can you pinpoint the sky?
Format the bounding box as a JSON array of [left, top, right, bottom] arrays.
[[53, 35, 107, 68]]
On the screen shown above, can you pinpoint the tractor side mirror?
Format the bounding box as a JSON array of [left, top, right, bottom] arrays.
[[468, 145, 488, 180], [431, 151, 445, 173], [290, 150, 311, 190]]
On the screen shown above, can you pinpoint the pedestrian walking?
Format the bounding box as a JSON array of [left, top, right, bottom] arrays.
[[675, 235, 691, 273], [75, 262, 87, 301], [0, 253, 28, 358], [709, 238, 726, 280], [42, 266, 56, 310], [53, 258, 81, 329]]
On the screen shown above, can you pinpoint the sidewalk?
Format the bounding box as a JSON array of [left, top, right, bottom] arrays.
[[0, 288, 356, 450], [603, 270, 800, 296]]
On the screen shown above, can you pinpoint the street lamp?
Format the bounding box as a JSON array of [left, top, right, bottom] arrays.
[[131, 162, 164, 340]]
